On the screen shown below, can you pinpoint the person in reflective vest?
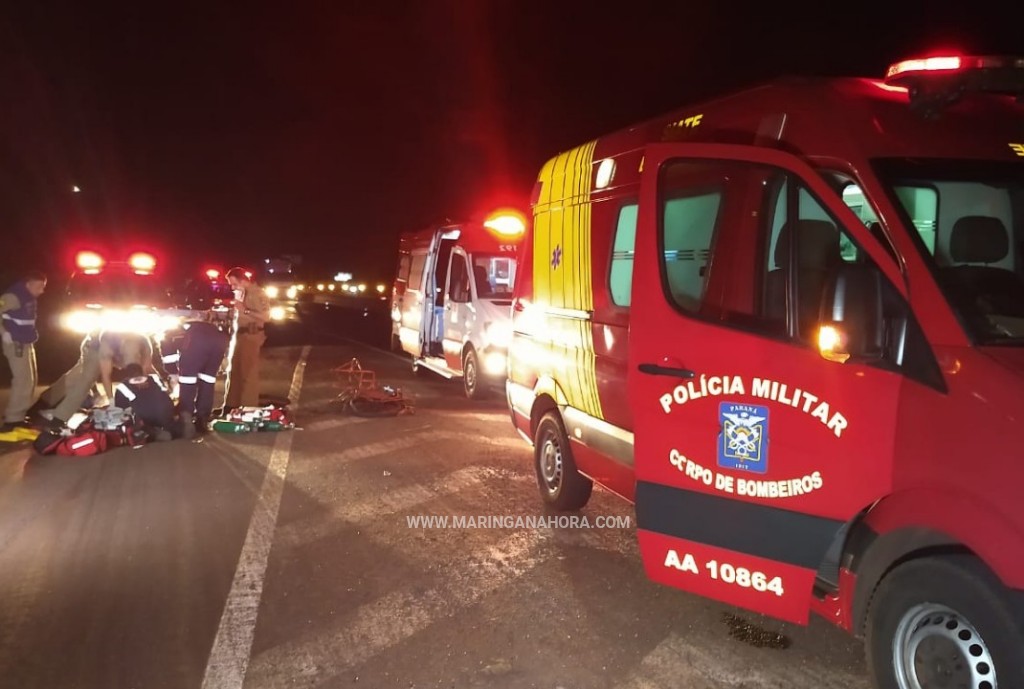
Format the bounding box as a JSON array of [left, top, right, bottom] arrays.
[[113, 363, 179, 441], [168, 316, 229, 439], [1, 271, 47, 432], [32, 330, 154, 431]]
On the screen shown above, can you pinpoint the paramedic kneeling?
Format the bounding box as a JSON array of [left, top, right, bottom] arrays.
[[114, 363, 180, 441]]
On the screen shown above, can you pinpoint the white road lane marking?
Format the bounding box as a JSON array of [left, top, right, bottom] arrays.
[[244, 529, 547, 688], [201, 346, 310, 689]]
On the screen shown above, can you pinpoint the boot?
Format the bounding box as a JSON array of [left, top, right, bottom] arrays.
[[180, 411, 197, 440]]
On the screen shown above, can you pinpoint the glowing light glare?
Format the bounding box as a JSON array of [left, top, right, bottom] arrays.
[[376, 284, 386, 293], [264, 285, 280, 299], [818, 325, 851, 363], [269, 306, 287, 321], [286, 286, 298, 300], [335, 272, 352, 282], [316, 283, 325, 291], [328, 284, 336, 291], [595, 158, 616, 189], [484, 351, 507, 376], [205, 269, 220, 279], [128, 252, 157, 273], [62, 308, 180, 335], [358, 284, 366, 292], [486, 321, 513, 347], [886, 56, 962, 79], [483, 211, 526, 237], [76, 251, 105, 271]]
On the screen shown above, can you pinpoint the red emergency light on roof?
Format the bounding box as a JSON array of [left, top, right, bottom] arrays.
[[128, 252, 157, 274], [483, 209, 527, 237], [205, 268, 221, 280], [886, 56, 962, 79], [76, 251, 105, 273]]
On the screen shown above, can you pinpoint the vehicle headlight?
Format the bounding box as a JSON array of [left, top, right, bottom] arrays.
[[485, 321, 513, 348], [265, 285, 280, 299], [286, 286, 298, 300], [484, 351, 507, 376], [269, 306, 287, 321], [63, 309, 101, 334]]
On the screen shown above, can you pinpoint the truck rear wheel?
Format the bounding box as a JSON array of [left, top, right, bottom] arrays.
[[462, 348, 486, 400], [866, 554, 1024, 689], [533, 411, 592, 511]]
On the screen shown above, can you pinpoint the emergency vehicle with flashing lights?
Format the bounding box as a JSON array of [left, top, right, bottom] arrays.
[[58, 250, 182, 337], [177, 268, 235, 314], [507, 54, 1024, 687], [392, 208, 525, 399]]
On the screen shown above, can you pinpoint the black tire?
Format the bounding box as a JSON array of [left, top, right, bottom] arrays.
[[533, 411, 592, 511], [462, 347, 486, 400], [866, 554, 1024, 689]]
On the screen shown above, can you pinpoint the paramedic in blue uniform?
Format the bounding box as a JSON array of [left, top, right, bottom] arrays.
[[0, 270, 47, 432], [167, 312, 230, 439], [114, 363, 180, 441]]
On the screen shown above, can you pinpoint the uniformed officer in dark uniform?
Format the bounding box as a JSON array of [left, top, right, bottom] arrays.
[[114, 363, 180, 441], [165, 313, 230, 439]]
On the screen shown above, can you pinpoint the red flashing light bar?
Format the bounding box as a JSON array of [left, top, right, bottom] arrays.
[[76, 251, 105, 271], [886, 56, 962, 79], [205, 268, 221, 279], [129, 252, 157, 273]]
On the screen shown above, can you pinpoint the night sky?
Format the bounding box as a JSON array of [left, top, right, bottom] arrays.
[[1, 1, 1021, 285]]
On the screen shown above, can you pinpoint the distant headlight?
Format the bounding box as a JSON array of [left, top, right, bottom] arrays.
[[286, 286, 298, 300], [485, 321, 513, 348], [269, 306, 287, 321], [265, 285, 280, 299]]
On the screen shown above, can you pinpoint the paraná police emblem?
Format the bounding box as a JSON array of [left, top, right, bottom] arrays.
[[718, 402, 768, 474]]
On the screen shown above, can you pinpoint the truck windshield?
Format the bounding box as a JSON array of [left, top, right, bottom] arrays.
[[873, 158, 1024, 345], [472, 254, 517, 300]]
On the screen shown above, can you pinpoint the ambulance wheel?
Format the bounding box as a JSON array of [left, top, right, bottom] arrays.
[[462, 348, 486, 400], [534, 411, 592, 511], [866, 554, 1024, 689]]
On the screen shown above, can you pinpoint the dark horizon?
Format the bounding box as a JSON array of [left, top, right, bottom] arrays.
[[2, 2, 1021, 285]]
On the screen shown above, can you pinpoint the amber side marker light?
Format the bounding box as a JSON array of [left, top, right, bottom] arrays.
[[818, 325, 851, 364]]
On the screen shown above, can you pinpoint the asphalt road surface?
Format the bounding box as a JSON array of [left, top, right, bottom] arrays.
[[0, 308, 871, 688]]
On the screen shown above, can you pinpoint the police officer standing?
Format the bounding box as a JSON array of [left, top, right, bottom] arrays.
[[1, 270, 46, 432], [167, 312, 230, 439], [224, 267, 270, 410]]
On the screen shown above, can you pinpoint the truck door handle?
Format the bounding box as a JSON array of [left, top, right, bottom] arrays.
[[638, 363, 696, 379]]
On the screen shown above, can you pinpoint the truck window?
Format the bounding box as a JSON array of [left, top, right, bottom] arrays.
[[471, 255, 516, 299], [610, 203, 638, 306], [408, 253, 426, 292], [448, 254, 470, 303], [396, 254, 411, 282], [657, 164, 723, 313], [875, 158, 1024, 343], [764, 179, 859, 342]]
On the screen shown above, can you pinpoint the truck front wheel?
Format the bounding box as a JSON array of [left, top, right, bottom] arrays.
[[866, 554, 1024, 689], [533, 411, 592, 511]]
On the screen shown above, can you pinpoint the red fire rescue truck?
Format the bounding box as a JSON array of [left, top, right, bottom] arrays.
[[507, 55, 1024, 687], [391, 208, 524, 398]]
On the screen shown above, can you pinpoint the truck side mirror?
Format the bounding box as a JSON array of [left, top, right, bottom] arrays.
[[817, 264, 885, 364]]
